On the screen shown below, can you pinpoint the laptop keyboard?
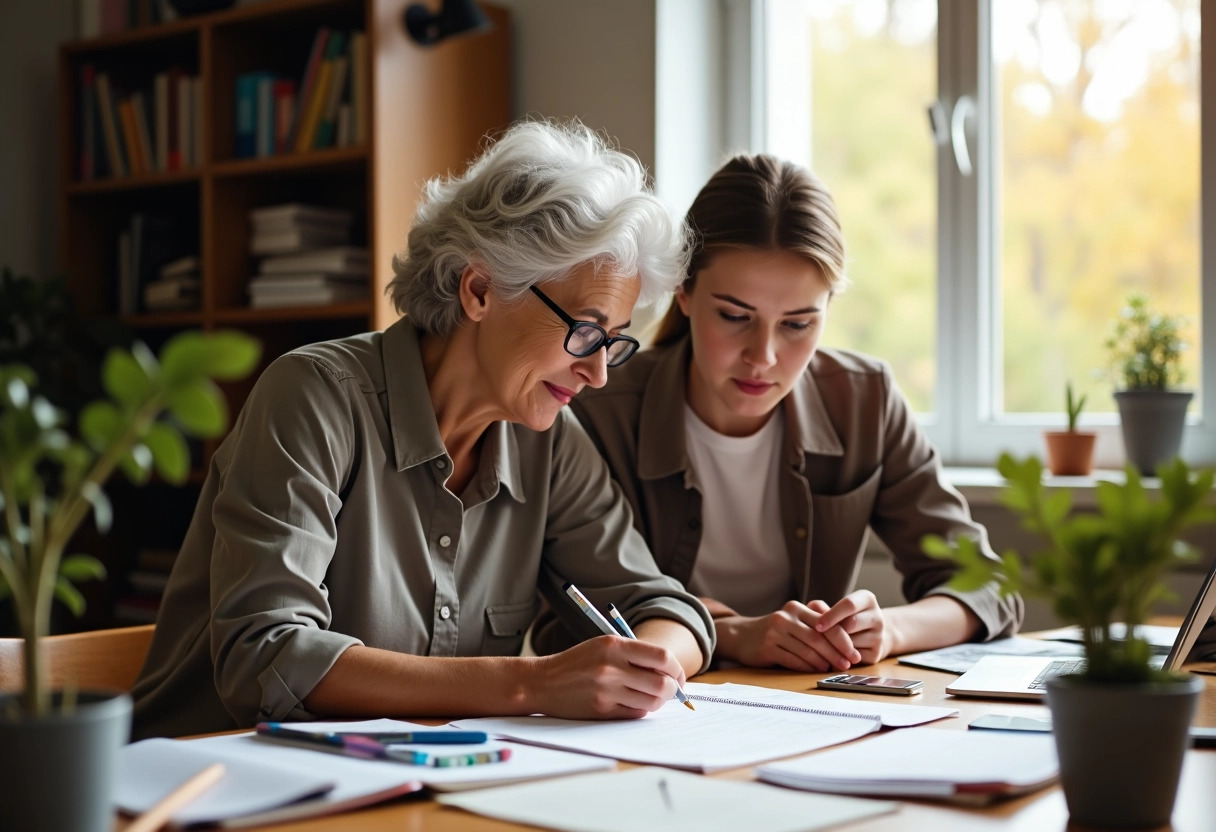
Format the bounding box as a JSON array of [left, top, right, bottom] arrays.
[[1028, 659, 1087, 690]]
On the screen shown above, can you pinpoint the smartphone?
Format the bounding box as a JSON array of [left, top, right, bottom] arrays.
[[816, 673, 924, 695]]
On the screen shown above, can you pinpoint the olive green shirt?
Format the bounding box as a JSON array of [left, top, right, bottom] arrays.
[[534, 337, 1022, 656], [131, 320, 714, 740]]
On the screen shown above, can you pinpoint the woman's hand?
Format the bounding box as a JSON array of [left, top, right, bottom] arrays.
[[813, 590, 895, 665], [715, 600, 862, 672], [530, 635, 686, 719]]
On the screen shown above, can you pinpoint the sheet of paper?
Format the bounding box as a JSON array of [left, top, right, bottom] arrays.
[[899, 636, 1085, 674], [454, 682, 954, 772], [437, 766, 899, 832], [757, 727, 1058, 798], [1037, 623, 1179, 649], [193, 718, 616, 793]]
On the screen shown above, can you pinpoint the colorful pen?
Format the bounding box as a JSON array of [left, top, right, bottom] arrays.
[[254, 723, 508, 767], [606, 602, 695, 711], [561, 582, 695, 711], [349, 730, 488, 744]]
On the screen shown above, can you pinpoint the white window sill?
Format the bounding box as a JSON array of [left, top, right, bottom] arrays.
[[944, 466, 1154, 509]]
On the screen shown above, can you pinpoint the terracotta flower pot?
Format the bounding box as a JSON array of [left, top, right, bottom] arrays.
[[1043, 431, 1096, 476]]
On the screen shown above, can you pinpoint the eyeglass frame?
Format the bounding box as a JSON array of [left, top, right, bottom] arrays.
[[528, 285, 640, 367]]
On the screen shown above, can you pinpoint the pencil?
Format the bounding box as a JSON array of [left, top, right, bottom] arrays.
[[125, 762, 225, 832], [606, 602, 696, 711]]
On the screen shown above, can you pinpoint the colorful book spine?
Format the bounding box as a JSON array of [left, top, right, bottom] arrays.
[[94, 72, 127, 177], [287, 27, 330, 151], [235, 72, 259, 158]]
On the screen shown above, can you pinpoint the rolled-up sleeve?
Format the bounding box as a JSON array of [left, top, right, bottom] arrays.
[[208, 355, 364, 724], [870, 367, 1024, 641], [534, 410, 715, 671]]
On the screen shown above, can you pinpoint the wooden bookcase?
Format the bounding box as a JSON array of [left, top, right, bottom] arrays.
[[57, 0, 510, 628]]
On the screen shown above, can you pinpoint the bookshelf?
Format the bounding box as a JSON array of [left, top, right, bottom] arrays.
[[57, 0, 511, 628]]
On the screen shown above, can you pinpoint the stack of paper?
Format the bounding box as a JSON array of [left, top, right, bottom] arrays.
[[454, 682, 957, 772], [757, 727, 1058, 804], [116, 719, 615, 828], [438, 766, 899, 832]]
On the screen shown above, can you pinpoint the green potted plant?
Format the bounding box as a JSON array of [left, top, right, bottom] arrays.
[[924, 452, 1214, 828], [0, 330, 259, 832], [1043, 382, 1096, 476], [1106, 294, 1191, 475]]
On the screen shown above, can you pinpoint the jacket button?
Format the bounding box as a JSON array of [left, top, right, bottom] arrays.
[[795, 527, 807, 539], [260, 706, 272, 716]]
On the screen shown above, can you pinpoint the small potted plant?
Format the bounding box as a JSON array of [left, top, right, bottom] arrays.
[[924, 453, 1214, 828], [0, 330, 259, 832], [1043, 382, 1096, 476], [1106, 294, 1191, 475]]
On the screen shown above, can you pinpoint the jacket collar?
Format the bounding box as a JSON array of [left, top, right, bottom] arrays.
[[382, 319, 525, 501], [636, 335, 844, 480]]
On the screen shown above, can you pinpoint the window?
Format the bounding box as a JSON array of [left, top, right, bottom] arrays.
[[756, 0, 1212, 467]]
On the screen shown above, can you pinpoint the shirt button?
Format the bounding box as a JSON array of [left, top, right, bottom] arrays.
[[440, 605, 451, 620], [435, 459, 447, 469], [438, 534, 452, 548], [260, 706, 272, 716], [795, 527, 808, 539]]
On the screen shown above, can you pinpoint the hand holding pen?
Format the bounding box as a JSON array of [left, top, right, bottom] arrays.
[[563, 582, 695, 712]]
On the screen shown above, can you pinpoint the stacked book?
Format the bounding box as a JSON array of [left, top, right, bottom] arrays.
[[250, 202, 353, 256], [142, 255, 200, 311], [249, 246, 369, 309]]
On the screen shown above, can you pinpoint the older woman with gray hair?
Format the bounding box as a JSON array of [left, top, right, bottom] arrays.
[[131, 121, 714, 740]]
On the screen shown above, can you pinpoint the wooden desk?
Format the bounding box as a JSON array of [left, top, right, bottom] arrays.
[[116, 656, 1216, 832]]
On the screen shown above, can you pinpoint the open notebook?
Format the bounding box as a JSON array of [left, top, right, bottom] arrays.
[[116, 719, 614, 828], [453, 682, 957, 772], [757, 727, 1059, 805]]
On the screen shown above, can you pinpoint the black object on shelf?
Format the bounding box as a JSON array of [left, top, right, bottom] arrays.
[[404, 0, 489, 45], [167, 0, 236, 17]]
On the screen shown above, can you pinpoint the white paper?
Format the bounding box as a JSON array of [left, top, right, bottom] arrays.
[[757, 727, 1058, 798], [438, 766, 899, 832], [454, 682, 956, 772], [1037, 623, 1179, 648]]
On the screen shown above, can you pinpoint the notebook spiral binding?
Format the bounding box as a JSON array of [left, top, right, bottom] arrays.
[[691, 694, 883, 725]]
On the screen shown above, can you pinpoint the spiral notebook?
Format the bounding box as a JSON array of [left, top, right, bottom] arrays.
[[453, 682, 957, 772]]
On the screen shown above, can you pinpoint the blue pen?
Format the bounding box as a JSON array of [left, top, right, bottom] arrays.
[[255, 723, 504, 766]]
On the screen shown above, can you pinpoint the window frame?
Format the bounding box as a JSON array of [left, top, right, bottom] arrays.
[[728, 0, 1216, 468]]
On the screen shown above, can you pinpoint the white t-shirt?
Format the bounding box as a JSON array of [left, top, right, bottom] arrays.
[[684, 405, 792, 617]]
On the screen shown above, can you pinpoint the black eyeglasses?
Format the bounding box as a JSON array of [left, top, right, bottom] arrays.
[[529, 285, 640, 367]]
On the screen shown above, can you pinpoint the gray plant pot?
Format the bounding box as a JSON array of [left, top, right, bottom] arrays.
[[0, 690, 132, 832], [1045, 673, 1201, 828], [1113, 390, 1193, 475]]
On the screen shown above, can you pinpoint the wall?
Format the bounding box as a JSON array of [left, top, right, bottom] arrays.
[[0, 0, 75, 280]]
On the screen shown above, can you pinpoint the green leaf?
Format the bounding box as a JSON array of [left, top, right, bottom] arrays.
[[81, 482, 112, 534], [920, 534, 951, 558], [143, 422, 190, 483], [59, 554, 106, 582], [102, 347, 155, 408], [166, 380, 228, 437], [119, 443, 153, 484], [53, 576, 86, 617], [162, 331, 261, 385], [79, 401, 123, 452]]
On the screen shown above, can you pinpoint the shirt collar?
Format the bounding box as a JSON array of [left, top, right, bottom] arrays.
[[381, 319, 526, 502], [637, 335, 844, 479]]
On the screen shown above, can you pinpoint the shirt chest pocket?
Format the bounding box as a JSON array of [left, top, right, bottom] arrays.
[[481, 600, 539, 656], [810, 465, 884, 567]]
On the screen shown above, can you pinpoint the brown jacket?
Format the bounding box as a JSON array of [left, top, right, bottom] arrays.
[[534, 336, 1022, 655]]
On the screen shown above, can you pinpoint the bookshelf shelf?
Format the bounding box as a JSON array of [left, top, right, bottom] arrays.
[[214, 301, 372, 323], [67, 169, 202, 195], [58, 0, 510, 628], [210, 145, 367, 178]]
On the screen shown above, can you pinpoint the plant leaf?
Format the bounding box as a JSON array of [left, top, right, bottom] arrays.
[[166, 380, 228, 437], [59, 554, 106, 582], [80, 482, 112, 533], [143, 422, 190, 483], [79, 401, 123, 452], [102, 347, 155, 408], [53, 575, 86, 617], [162, 330, 261, 385]]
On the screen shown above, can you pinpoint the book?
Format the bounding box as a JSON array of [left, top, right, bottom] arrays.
[[249, 284, 368, 309], [259, 246, 368, 275], [249, 272, 366, 291], [250, 202, 353, 227], [295, 30, 347, 152], [234, 72, 260, 158], [117, 719, 615, 828], [94, 73, 127, 177], [159, 254, 199, 279], [273, 79, 296, 155], [438, 766, 900, 832], [288, 27, 330, 151], [314, 55, 349, 149], [756, 727, 1059, 804], [453, 681, 958, 773], [349, 30, 368, 145], [250, 225, 350, 256], [131, 91, 155, 175]]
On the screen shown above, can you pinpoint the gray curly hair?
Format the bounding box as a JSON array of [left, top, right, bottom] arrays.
[[388, 119, 687, 334]]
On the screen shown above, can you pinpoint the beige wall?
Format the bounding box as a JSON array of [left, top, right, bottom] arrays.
[[0, 1, 74, 280]]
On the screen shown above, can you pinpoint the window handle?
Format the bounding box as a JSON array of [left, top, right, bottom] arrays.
[[950, 95, 975, 176], [927, 100, 948, 146]]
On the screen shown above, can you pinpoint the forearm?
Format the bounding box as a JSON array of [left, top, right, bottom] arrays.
[[882, 595, 982, 656], [303, 645, 540, 718], [632, 617, 705, 679]]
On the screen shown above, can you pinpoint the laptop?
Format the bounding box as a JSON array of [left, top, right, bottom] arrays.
[[945, 556, 1216, 700]]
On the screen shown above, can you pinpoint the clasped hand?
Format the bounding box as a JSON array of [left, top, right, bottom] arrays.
[[720, 590, 892, 672]]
